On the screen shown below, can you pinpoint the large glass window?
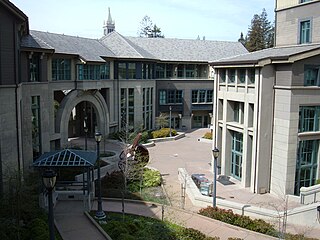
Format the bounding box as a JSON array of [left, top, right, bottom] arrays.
[[186, 65, 195, 78], [234, 102, 244, 124], [120, 88, 135, 131], [159, 90, 183, 105], [52, 58, 71, 80], [177, 65, 184, 78], [77, 64, 110, 80], [192, 90, 214, 103], [118, 63, 127, 79], [300, 20, 311, 44], [304, 65, 319, 86], [295, 140, 319, 195], [219, 69, 226, 83], [299, 106, 320, 132], [143, 87, 153, 130], [248, 68, 255, 84], [239, 69, 246, 84], [228, 69, 236, 83], [29, 54, 40, 82], [166, 64, 173, 78], [231, 131, 243, 180], [156, 64, 165, 79], [31, 96, 41, 159], [128, 63, 136, 79]]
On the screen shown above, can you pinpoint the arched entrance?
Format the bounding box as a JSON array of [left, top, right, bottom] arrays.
[[55, 90, 110, 148]]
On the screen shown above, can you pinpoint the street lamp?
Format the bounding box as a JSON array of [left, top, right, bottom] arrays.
[[95, 131, 106, 220], [42, 169, 57, 240], [84, 118, 88, 151], [212, 147, 219, 207], [169, 106, 172, 137]]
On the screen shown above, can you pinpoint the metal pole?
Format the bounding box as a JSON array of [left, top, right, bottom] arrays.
[[213, 156, 217, 207], [48, 189, 55, 240], [85, 131, 87, 150], [169, 106, 172, 137], [95, 140, 106, 220]]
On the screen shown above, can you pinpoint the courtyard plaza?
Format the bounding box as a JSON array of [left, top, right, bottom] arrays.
[[61, 128, 320, 239]]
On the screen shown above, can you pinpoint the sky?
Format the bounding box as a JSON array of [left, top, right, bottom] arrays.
[[11, 0, 275, 41]]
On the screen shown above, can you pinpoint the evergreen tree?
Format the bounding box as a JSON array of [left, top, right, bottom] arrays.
[[138, 15, 164, 38], [244, 9, 274, 52]]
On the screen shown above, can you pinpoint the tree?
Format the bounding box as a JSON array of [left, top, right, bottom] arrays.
[[243, 9, 274, 52], [138, 15, 164, 38]]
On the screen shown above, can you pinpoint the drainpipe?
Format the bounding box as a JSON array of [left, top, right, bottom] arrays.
[[14, 23, 21, 179], [253, 66, 260, 193], [268, 65, 276, 193]]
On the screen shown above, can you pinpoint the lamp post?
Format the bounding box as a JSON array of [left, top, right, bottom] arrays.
[[212, 147, 219, 207], [84, 118, 88, 151], [95, 131, 106, 220], [42, 169, 57, 240], [169, 106, 172, 137]]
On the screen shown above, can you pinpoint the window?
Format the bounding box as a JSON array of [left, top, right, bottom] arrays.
[[248, 68, 255, 84], [219, 69, 226, 83], [166, 64, 173, 78], [128, 63, 136, 79], [295, 140, 318, 195], [300, 0, 312, 3], [299, 106, 320, 132], [300, 20, 311, 44], [156, 64, 165, 78], [120, 88, 135, 131], [118, 63, 126, 79], [304, 65, 319, 86], [31, 96, 41, 159], [231, 131, 243, 180], [77, 64, 110, 80], [239, 69, 246, 84], [234, 102, 244, 124], [159, 90, 183, 105], [143, 88, 153, 130], [228, 69, 236, 83], [52, 58, 71, 80], [192, 90, 213, 103], [177, 65, 184, 78], [29, 54, 40, 82], [186, 65, 195, 78]]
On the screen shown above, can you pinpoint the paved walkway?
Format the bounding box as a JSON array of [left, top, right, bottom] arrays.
[[56, 129, 320, 239]]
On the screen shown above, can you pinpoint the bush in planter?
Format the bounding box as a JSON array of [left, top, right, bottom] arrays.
[[198, 206, 278, 237], [202, 132, 213, 140], [151, 128, 177, 139]]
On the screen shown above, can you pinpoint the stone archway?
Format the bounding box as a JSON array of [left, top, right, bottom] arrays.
[[55, 90, 110, 148]]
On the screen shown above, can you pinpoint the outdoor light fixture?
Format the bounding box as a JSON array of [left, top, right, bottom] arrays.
[[95, 131, 106, 220], [212, 147, 220, 207], [42, 169, 57, 240]]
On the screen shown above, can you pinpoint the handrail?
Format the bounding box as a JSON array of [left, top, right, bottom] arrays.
[[300, 184, 320, 204]]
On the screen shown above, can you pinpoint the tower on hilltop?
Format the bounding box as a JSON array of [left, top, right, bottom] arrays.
[[103, 7, 115, 36]]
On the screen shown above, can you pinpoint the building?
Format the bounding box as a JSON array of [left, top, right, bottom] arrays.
[[212, 0, 320, 196], [0, 0, 247, 194]]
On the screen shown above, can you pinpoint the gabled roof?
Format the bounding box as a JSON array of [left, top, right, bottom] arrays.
[[100, 31, 248, 62], [24, 30, 115, 62], [33, 149, 97, 168], [125, 36, 248, 62], [100, 31, 156, 59], [211, 44, 320, 66]]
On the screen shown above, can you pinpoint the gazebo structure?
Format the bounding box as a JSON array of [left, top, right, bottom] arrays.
[[33, 149, 97, 211]]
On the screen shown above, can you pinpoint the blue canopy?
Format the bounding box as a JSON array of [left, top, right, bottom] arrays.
[[33, 149, 97, 168]]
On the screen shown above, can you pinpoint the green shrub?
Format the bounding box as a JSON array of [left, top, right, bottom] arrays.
[[151, 128, 177, 139], [140, 130, 152, 143], [202, 132, 213, 140], [199, 206, 278, 237], [143, 168, 161, 188], [316, 179, 320, 184]]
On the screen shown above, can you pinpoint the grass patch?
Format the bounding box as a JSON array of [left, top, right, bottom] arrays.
[[93, 212, 219, 240]]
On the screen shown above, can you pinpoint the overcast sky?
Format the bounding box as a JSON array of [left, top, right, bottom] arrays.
[[11, 0, 275, 41]]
